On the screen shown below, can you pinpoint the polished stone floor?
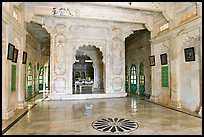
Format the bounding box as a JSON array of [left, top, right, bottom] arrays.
[[3, 94, 202, 135]]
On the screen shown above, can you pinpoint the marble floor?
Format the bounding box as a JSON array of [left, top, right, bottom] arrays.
[[3, 94, 202, 135]]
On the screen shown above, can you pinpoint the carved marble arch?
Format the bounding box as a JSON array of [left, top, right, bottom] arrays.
[[72, 40, 106, 64], [73, 45, 104, 67], [75, 50, 95, 68]]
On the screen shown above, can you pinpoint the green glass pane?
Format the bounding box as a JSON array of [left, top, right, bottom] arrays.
[[11, 65, 16, 91], [130, 64, 137, 93], [161, 66, 168, 87]]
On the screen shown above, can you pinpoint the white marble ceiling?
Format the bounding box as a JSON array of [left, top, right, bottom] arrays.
[[22, 2, 198, 56]]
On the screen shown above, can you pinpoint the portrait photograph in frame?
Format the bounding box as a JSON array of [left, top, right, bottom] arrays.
[[22, 51, 27, 64], [7, 43, 15, 60], [149, 55, 155, 66], [184, 47, 195, 62], [12, 48, 18, 63], [160, 53, 167, 65]]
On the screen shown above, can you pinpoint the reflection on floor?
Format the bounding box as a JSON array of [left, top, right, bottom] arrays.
[[3, 93, 202, 135]]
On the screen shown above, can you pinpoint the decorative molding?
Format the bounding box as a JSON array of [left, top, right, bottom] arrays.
[[54, 77, 66, 93], [54, 34, 66, 75], [55, 24, 67, 33], [112, 77, 122, 91], [2, 9, 27, 35], [112, 37, 122, 75], [72, 39, 106, 64]]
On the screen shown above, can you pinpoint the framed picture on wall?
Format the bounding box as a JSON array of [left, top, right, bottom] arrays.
[[149, 55, 155, 66], [7, 43, 15, 60], [184, 47, 195, 62], [160, 53, 167, 65], [12, 48, 18, 63], [22, 51, 27, 64]]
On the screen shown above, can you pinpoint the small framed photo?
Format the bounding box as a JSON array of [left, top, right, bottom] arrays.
[[22, 51, 27, 64], [184, 47, 195, 62], [160, 53, 167, 65], [149, 56, 155, 66], [7, 43, 15, 60], [12, 48, 18, 63]]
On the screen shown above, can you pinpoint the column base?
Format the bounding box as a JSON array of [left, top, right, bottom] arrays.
[[168, 100, 182, 109], [149, 95, 159, 102], [198, 106, 202, 117], [17, 101, 28, 109], [2, 108, 14, 120]]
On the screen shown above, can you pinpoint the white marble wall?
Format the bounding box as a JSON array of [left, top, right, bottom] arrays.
[[2, 4, 27, 119], [150, 3, 202, 112], [47, 19, 128, 99]]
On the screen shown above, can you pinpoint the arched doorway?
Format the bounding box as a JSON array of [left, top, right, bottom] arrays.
[[75, 71, 80, 80], [73, 45, 104, 94], [27, 63, 32, 97], [139, 63, 145, 96], [73, 55, 94, 93], [81, 72, 85, 79], [130, 64, 137, 94]]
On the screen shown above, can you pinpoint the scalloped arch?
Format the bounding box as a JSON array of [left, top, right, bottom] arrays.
[[72, 40, 106, 64]]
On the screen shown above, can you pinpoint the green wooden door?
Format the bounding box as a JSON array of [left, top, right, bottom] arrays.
[[34, 64, 36, 92], [38, 67, 44, 91], [130, 64, 137, 93], [28, 63, 32, 96], [139, 63, 145, 96], [125, 66, 128, 92]]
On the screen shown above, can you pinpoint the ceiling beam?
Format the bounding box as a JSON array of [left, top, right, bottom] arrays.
[[25, 5, 156, 25]]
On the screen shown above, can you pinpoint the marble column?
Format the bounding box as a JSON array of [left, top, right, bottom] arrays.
[[17, 37, 27, 109], [2, 24, 14, 119], [149, 42, 159, 102], [105, 41, 112, 93], [168, 36, 181, 108], [198, 25, 202, 116], [49, 33, 55, 95]]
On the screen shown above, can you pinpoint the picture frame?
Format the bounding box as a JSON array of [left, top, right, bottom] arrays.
[[160, 53, 167, 65], [12, 48, 18, 63], [7, 43, 15, 60], [184, 47, 195, 62], [22, 51, 27, 64], [149, 56, 155, 66]]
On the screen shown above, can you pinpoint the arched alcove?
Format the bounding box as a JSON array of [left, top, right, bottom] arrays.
[[73, 45, 104, 94]]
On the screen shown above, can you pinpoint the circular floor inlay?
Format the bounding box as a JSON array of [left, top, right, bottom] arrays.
[[92, 118, 139, 133]]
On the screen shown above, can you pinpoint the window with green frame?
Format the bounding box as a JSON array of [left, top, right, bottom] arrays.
[[28, 63, 32, 86], [130, 65, 137, 85], [27, 63, 33, 96], [38, 67, 44, 90]]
